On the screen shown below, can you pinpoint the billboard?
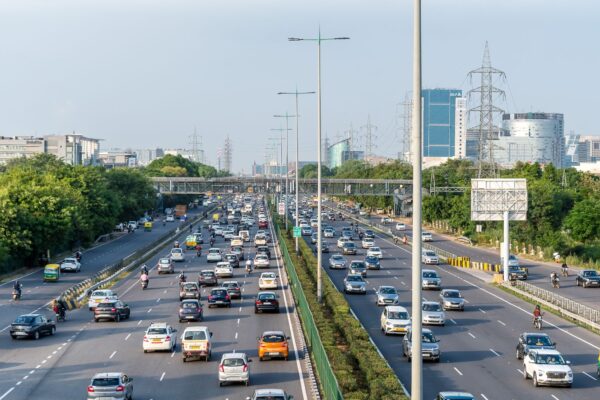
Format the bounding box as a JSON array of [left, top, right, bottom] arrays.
[[471, 179, 528, 221]]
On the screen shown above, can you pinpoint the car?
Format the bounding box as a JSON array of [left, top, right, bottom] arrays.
[[170, 247, 185, 262], [246, 388, 294, 400], [310, 218, 318, 228], [224, 253, 240, 268], [315, 241, 330, 253], [86, 372, 133, 400], [422, 249, 439, 265], [422, 269, 442, 290], [257, 331, 289, 360], [219, 352, 251, 386], [381, 217, 393, 224], [179, 282, 201, 300], [396, 223, 406, 231], [361, 238, 375, 249], [402, 327, 440, 362], [359, 210, 368, 216], [343, 274, 367, 294], [166, 215, 175, 222], [214, 225, 224, 236], [376, 286, 399, 306], [349, 260, 367, 277], [221, 281, 242, 299], [323, 228, 335, 238], [301, 227, 313, 236], [230, 236, 243, 247], [576, 269, 600, 288], [328, 254, 347, 269], [310, 232, 318, 244], [239, 230, 250, 242], [337, 237, 350, 248], [254, 234, 268, 246], [258, 272, 278, 290], [363, 229, 375, 239], [223, 229, 236, 240], [380, 305, 410, 335], [208, 288, 231, 308], [207, 248, 223, 263], [254, 254, 270, 269], [439, 289, 465, 311], [422, 301, 446, 326], [256, 245, 271, 259], [422, 231, 433, 242], [88, 289, 118, 310], [94, 300, 131, 322], [342, 242, 358, 255], [10, 314, 55, 339], [367, 246, 383, 259], [516, 332, 556, 360], [143, 322, 177, 352], [156, 257, 175, 274], [435, 392, 475, 400], [341, 230, 353, 240], [60, 257, 81, 272], [181, 326, 212, 362], [230, 246, 245, 260], [258, 219, 268, 229], [198, 270, 218, 286], [178, 299, 203, 322], [364, 255, 381, 270], [128, 220, 138, 230], [254, 291, 279, 313], [215, 262, 234, 278], [522, 349, 573, 387]]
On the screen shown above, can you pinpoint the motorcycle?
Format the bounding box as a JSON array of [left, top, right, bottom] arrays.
[[561, 266, 568, 277], [141, 279, 149, 290], [551, 276, 560, 289], [12, 290, 21, 301], [533, 314, 543, 330], [196, 249, 202, 257], [55, 308, 66, 322], [245, 263, 252, 274]]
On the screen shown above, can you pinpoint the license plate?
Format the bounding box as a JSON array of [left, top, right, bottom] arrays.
[[263, 302, 271, 305], [14, 332, 27, 336], [152, 340, 162, 343], [186, 316, 195, 319], [190, 346, 200, 350], [269, 352, 280, 356]]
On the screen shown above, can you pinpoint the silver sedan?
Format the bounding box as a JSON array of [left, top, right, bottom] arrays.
[[376, 286, 399, 306]]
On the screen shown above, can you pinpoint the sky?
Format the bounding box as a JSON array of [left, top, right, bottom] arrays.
[[0, 0, 598, 173]]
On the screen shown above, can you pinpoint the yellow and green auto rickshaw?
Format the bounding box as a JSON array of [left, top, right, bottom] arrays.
[[43, 264, 61, 282], [185, 235, 197, 249], [144, 221, 153, 232]]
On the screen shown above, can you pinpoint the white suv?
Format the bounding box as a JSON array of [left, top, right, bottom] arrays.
[[523, 349, 573, 387], [143, 322, 177, 352]]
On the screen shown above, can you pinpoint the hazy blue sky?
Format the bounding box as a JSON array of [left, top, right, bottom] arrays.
[[0, 0, 597, 173]]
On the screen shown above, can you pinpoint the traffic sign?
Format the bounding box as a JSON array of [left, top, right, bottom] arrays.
[[293, 227, 301, 238], [278, 202, 285, 216]]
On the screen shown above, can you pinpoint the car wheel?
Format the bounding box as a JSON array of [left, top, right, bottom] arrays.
[[583, 281, 588, 288], [407, 355, 411, 362], [516, 349, 522, 360], [33, 331, 40, 340], [245, 380, 249, 386], [94, 319, 99, 323], [533, 373, 539, 387], [50, 326, 56, 336], [523, 367, 528, 380], [144, 350, 147, 353], [11, 335, 16, 340]]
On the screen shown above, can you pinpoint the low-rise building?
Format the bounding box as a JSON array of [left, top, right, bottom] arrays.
[[0, 136, 46, 164]]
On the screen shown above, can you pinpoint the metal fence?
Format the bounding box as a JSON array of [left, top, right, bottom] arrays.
[[275, 223, 343, 400]]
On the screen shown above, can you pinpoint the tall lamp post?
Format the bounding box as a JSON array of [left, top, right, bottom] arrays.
[[289, 29, 349, 303], [278, 89, 315, 254], [270, 128, 291, 203], [274, 113, 297, 231]]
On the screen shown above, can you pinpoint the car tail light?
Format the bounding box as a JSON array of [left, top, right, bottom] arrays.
[[87, 386, 94, 393], [111, 308, 117, 312], [116, 385, 124, 392], [242, 364, 248, 372], [209, 295, 213, 300], [219, 364, 224, 372], [165, 336, 171, 342], [143, 335, 148, 342], [225, 295, 230, 300], [256, 300, 261, 305]]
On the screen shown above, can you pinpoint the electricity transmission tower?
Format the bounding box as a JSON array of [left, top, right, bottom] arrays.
[[189, 127, 204, 163], [467, 41, 506, 178], [223, 136, 232, 172], [400, 94, 413, 162], [345, 123, 358, 152], [361, 115, 378, 158]]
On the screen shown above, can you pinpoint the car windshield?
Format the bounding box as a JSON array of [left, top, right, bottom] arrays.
[[444, 291, 461, 298], [226, 255, 236, 260], [14, 316, 35, 324], [584, 271, 598, 277], [184, 330, 207, 340], [262, 334, 285, 343], [389, 311, 408, 320], [258, 293, 276, 300], [255, 396, 286, 400], [92, 378, 120, 387], [64, 258, 77, 263], [423, 303, 442, 312], [422, 332, 437, 343], [147, 327, 167, 335], [92, 291, 110, 297], [535, 354, 566, 365], [423, 272, 438, 278], [424, 251, 436, 257], [347, 276, 363, 282], [223, 357, 246, 367], [366, 256, 378, 263], [526, 335, 553, 346], [370, 247, 380, 252], [182, 302, 198, 309], [172, 249, 182, 254], [332, 256, 344, 261], [380, 287, 396, 294]]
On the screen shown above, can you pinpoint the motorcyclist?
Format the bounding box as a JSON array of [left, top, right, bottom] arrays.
[[178, 272, 187, 284], [52, 299, 66, 321], [195, 244, 202, 257], [174, 241, 180, 248], [141, 272, 149, 287], [561, 262, 568, 276], [75, 250, 82, 262], [13, 280, 22, 298], [210, 237, 215, 247], [245, 259, 252, 273], [533, 304, 542, 324], [189, 224, 193, 233], [140, 264, 148, 275]]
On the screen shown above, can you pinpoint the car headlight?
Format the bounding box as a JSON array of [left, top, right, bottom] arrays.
[[431, 349, 440, 355], [567, 371, 573, 377], [386, 321, 393, 326], [537, 370, 544, 376]]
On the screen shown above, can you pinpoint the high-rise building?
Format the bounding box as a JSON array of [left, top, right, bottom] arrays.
[[564, 133, 580, 166], [422, 89, 464, 158], [0, 136, 46, 164], [327, 138, 364, 169], [578, 135, 600, 163], [495, 113, 564, 167]]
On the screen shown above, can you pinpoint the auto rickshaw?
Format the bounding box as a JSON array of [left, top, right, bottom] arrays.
[[144, 221, 153, 232], [43, 264, 61, 282], [185, 235, 197, 249]]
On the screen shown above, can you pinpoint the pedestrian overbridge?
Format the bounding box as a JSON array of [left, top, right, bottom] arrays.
[[150, 177, 412, 196]]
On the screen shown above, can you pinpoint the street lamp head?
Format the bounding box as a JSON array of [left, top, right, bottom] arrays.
[[333, 37, 350, 40], [288, 37, 303, 41]]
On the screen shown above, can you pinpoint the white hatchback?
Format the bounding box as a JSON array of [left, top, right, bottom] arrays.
[[259, 272, 278, 290], [88, 289, 117, 310], [367, 246, 383, 259], [254, 254, 270, 269], [143, 322, 177, 352], [215, 262, 234, 278], [170, 248, 185, 262], [207, 248, 223, 263], [219, 352, 251, 386]]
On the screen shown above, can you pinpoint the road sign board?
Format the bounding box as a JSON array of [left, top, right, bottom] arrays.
[[293, 227, 301, 238], [278, 202, 285, 216]]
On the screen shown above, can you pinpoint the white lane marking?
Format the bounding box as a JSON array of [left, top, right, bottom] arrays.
[[171, 351, 175, 358], [109, 351, 117, 359], [0, 325, 10, 332], [497, 320, 506, 326], [41, 360, 47, 364], [29, 370, 34, 374], [489, 348, 501, 357], [481, 394, 489, 400], [235, 332, 238, 339], [15, 382, 21, 386], [453, 367, 463, 376], [238, 306, 242, 313], [137, 320, 142, 326], [551, 395, 560, 400], [160, 372, 166, 382], [156, 298, 161, 303], [516, 369, 523, 374], [46, 355, 52, 359], [35, 365, 41, 369], [394, 276, 399, 280], [237, 318, 240, 325], [22, 376, 28, 380], [464, 299, 470, 303], [449, 319, 457, 325], [479, 308, 487, 314], [386, 271, 391, 274], [468, 332, 477, 339], [147, 308, 152, 313], [163, 290, 167, 294], [582, 371, 598, 381], [401, 281, 406, 285], [52, 351, 57, 355], [0, 387, 14, 400], [125, 333, 131, 341]]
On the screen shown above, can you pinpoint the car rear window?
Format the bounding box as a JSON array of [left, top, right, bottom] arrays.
[[97, 302, 116, 308], [212, 290, 227, 296], [258, 293, 276, 300], [262, 334, 285, 343], [223, 358, 246, 367], [182, 302, 198, 309], [201, 271, 214, 276], [148, 328, 167, 335], [184, 330, 206, 340], [92, 378, 120, 387]]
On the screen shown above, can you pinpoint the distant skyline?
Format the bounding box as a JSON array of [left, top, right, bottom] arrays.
[[0, 0, 598, 173]]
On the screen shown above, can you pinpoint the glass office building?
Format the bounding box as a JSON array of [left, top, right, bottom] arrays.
[[422, 89, 463, 158]]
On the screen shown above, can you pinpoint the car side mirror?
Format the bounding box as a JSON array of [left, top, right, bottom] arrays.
[[552, 341, 557, 346], [210, 332, 213, 337], [566, 360, 571, 365]]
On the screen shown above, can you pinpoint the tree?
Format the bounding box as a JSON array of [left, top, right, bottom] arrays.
[[564, 198, 600, 242], [106, 169, 156, 222]]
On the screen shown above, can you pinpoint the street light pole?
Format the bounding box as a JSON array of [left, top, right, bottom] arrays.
[[270, 128, 291, 207], [274, 113, 298, 231], [278, 89, 315, 254], [289, 30, 349, 303], [411, 1, 423, 399]]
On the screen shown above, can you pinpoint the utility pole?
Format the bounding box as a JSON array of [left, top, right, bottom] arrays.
[[223, 136, 233, 172], [361, 115, 378, 158], [274, 113, 297, 231], [400, 94, 413, 162], [189, 126, 204, 163]]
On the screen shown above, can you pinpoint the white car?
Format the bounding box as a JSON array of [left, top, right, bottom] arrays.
[[219, 352, 250, 386], [223, 229, 235, 240], [207, 248, 223, 263], [367, 246, 383, 259], [60, 257, 81, 272], [310, 218, 318, 228], [170, 248, 185, 262], [254, 254, 270, 269], [143, 322, 177, 352], [88, 289, 117, 310], [254, 234, 267, 246], [422, 301, 446, 326], [380, 306, 411, 335], [214, 226, 224, 236], [324, 228, 335, 238], [214, 262, 234, 278], [523, 349, 573, 387], [258, 272, 278, 290], [337, 237, 350, 248], [165, 215, 175, 222], [395, 223, 406, 231], [381, 217, 393, 224], [422, 249, 439, 265], [230, 236, 243, 247], [359, 210, 368, 216], [422, 231, 433, 242], [361, 238, 375, 249]]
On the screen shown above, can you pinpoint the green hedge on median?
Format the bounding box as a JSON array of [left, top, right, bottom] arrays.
[[274, 215, 408, 400]]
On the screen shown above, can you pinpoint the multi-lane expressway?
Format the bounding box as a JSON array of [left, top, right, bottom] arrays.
[[0, 205, 311, 400], [307, 209, 599, 400]]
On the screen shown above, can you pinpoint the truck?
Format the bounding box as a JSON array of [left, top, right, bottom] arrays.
[[175, 204, 187, 218]]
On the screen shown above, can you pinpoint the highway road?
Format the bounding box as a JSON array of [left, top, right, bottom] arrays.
[[0, 204, 311, 400], [303, 208, 600, 400]]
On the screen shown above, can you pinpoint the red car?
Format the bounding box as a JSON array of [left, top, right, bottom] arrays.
[[258, 220, 268, 229]]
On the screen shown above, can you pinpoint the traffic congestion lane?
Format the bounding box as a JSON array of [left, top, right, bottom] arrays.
[[305, 213, 600, 400], [1, 207, 310, 400], [0, 208, 206, 335]]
